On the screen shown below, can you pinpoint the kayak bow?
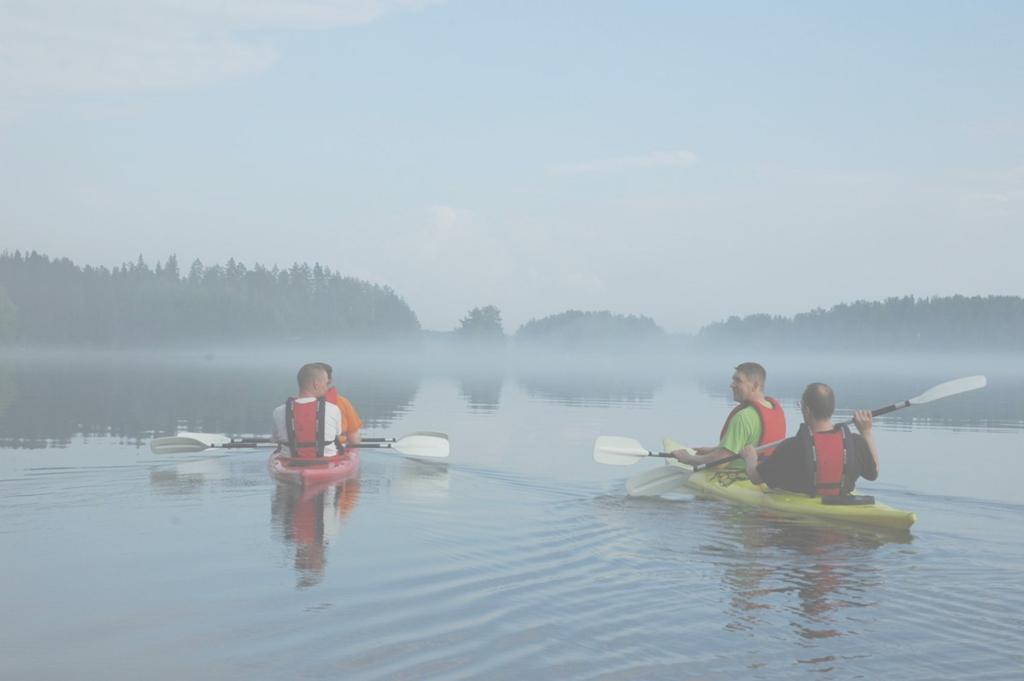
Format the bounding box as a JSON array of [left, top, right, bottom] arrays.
[[268, 450, 360, 486]]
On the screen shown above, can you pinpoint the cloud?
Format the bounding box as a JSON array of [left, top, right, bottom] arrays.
[[0, 0, 438, 96], [971, 118, 1024, 139], [374, 205, 621, 329], [549, 149, 698, 177], [428, 204, 462, 234]]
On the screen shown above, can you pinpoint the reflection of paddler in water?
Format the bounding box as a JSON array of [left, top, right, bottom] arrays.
[[670, 362, 787, 470], [717, 513, 900, 639], [272, 477, 361, 588]]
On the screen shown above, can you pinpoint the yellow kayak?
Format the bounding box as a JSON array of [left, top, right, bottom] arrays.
[[664, 439, 916, 530]]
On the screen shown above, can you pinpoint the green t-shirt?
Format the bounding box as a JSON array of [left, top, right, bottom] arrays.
[[718, 403, 769, 468]]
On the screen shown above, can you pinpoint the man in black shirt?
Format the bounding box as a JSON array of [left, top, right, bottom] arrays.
[[738, 383, 880, 497]]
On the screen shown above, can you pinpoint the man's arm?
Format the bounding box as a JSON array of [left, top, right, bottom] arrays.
[[740, 445, 764, 484], [852, 410, 879, 480], [673, 407, 758, 466], [751, 438, 805, 492], [671, 446, 738, 466], [337, 396, 362, 445]]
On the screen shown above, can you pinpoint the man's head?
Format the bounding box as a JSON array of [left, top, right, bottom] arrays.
[[315, 360, 335, 382], [313, 362, 334, 385], [730, 362, 766, 403], [801, 383, 835, 423], [296, 363, 330, 396]]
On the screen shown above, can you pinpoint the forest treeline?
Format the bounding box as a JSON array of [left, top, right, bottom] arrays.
[[1, 252, 1022, 351], [515, 310, 665, 347], [0, 251, 419, 345], [697, 296, 1024, 352]]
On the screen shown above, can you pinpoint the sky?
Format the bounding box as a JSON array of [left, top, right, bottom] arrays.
[[1, 1, 1022, 332]]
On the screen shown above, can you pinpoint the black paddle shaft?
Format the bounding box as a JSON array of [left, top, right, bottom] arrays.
[[871, 401, 911, 417], [654, 451, 743, 472], [224, 436, 394, 444], [834, 400, 912, 427]]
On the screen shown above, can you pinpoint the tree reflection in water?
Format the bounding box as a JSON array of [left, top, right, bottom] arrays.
[[0, 356, 419, 448]]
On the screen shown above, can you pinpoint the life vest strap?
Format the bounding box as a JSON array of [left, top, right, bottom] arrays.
[[721, 397, 787, 459]]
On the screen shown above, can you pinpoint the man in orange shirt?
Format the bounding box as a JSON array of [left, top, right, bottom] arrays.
[[314, 362, 363, 446]]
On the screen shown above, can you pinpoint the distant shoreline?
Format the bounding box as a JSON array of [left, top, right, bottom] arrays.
[[2, 252, 1023, 352]]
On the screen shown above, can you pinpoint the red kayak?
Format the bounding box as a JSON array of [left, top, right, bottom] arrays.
[[268, 449, 360, 486]]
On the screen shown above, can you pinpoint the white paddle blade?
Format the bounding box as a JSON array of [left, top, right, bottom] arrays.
[[149, 435, 217, 454], [626, 464, 693, 497], [393, 433, 450, 459], [593, 436, 651, 465], [909, 375, 987, 405], [176, 432, 233, 446], [149, 432, 273, 454]]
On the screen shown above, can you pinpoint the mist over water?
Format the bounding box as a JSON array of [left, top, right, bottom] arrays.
[[1, 346, 1019, 443], [1, 347, 1022, 679]]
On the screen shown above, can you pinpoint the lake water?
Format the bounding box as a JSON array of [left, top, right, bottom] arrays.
[[1, 350, 1022, 680]]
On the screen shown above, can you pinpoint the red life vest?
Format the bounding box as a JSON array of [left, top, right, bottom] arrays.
[[805, 425, 850, 497], [285, 397, 328, 458], [720, 396, 787, 458]]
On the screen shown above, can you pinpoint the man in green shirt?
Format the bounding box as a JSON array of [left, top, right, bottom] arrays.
[[671, 362, 787, 469]]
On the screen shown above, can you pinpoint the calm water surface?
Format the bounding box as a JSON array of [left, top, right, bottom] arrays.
[[1, 352, 1022, 680]]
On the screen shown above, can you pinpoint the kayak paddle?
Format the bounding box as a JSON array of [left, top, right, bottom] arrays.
[[358, 432, 451, 459], [863, 374, 987, 416], [150, 431, 451, 459], [149, 432, 264, 453], [606, 374, 988, 497], [149, 431, 405, 448], [592, 436, 695, 466], [591, 436, 749, 496]]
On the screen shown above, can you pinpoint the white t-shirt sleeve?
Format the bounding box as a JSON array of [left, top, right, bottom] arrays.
[[324, 402, 343, 452]]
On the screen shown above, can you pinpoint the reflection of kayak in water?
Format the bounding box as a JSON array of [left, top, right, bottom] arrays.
[[271, 474, 361, 588], [268, 450, 360, 486], [664, 438, 916, 531]]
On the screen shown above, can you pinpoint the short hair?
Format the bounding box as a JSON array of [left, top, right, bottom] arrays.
[[297, 363, 327, 390], [313, 362, 333, 380], [735, 362, 766, 387], [802, 383, 835, 420]]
